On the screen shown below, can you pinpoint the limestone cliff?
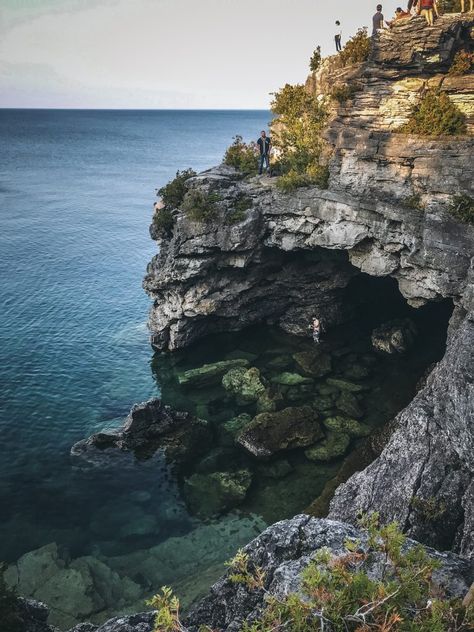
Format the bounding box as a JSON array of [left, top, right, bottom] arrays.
[[143, 13, 474, 556]]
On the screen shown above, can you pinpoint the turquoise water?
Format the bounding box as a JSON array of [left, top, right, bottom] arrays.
[[0, 110, 451, 629]]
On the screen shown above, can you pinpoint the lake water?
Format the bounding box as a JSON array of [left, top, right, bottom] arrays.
[[0, 109, 450, 629]]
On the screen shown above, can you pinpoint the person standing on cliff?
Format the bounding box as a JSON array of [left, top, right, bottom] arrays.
[[461, 0, 474, 12], [335, 21, 342, 52], [372, 4, 387, 34], [311, 317, 322, 344], [257, 131, 271, 175], [419, 0, 439, 25]]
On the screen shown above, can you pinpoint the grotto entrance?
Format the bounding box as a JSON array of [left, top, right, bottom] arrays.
[[150, 270, 453, 525]]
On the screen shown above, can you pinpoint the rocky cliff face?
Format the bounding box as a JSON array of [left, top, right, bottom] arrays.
[[143, 13, 474, 557]]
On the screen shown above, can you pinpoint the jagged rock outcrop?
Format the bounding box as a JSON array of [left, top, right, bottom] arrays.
[[329, 312, 474, 556], [184, 516, 474, 631], [71, 398, 211, 467]]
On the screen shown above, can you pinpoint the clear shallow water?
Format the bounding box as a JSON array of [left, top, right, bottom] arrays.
[[0, 110, 451, 629]]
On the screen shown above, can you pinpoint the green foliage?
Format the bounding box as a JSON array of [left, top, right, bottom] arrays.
[[239, 515, 474, 632], [0, 563, 23, 632], [225, 194, 252, 225], [181, 189, 221, 223], [330, 84, 359, 104], [309, 46, 322, 72], [147, 586, 183, 632], [224, 135, 259, 175], [339, 28, 371, 67], [450, 194, 474, 225], [152, 206, 175, 238], [158, 169, 196, 209], [403, 194, 425, 211], [271, 83, 329, 191], [449, 50, 474, 76], [225, 549, 266, 590], [399, 90, 466, 137], [276, 165, 329, 192]]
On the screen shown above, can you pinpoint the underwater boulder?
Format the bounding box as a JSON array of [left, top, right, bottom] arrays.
[[305, 432, 351, 462], [218, 413, 253, 447], [178, 359, 250, 388], [237, 406, 324, 459], [270, 372, 314, 387], [222, 367, 266, 402], [323, 415, 371, 438], [326, 378, 367, 393], [371, 318, 417, 354], [336, 391, 364, 419], [293, 350, 332, 378], [184, 470, 253, 518]]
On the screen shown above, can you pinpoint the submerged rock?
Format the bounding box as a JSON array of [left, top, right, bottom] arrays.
[[305, 432, 351, 462], [221, 366, 266, 403], [270, 372, 313, 386], [326, 378, 367, 393], [184, 470, 253, 518], [237, 406, 323, 459], [323, 415, 371, 437], [71, 399, 211, 466], [371, 318, 417, 354], [336, 391, 364, 418], [178, 359, 250, 388], [293, 349, 332, 378], [218, 413, 252, 447]]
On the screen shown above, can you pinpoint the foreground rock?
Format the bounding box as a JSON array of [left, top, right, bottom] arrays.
[[330, 313, 474, 556], [184, 516, 474, 631], [237, 406, 324, 459], [71, 399, 211, 466]]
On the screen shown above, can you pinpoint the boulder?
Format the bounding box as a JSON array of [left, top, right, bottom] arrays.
[[71, 399, 212, 467], [237, 406, 324, 459], [323, 415, 371, 438], [270, 372, 314, 387], [221, 367, 266, 402], [326, 378, 367, 393], [336, 391, 364, 418], [305, 432, 351, 462], [218, 413, 252, 447], [178, 359, 250, 387], [293, 350, 332, 378], [184, 470, 253, 518], [371, 318, 417, 354]]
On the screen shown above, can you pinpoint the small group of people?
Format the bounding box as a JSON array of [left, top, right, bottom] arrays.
[[373, 0, 474, 30]]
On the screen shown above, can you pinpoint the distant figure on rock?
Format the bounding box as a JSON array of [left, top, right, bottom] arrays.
[[311, 317, 322, 344], [372, 4, 387, 34], [419, 0, 439, 25], [335, 21, 342, 52], [390, 6, 411, 23], [461, 0, 474, 12], [257, 130, 271, 175]]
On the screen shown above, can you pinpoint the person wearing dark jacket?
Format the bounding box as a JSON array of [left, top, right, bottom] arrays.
[[257, 131, 271, 175]]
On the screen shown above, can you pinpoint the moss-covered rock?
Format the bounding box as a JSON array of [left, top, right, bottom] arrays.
[[184, 470, 253, 517], [293, 350, 332, 378], [222, 367, 266, 402], [336, 391, 364, 418], [305, 432, 351, 462], [270, 372, 314, 386], [326, 378, 367, 393], [237, 406, 323, 459], [313, 394, 334, 412], [219, 413, 252, 447], [323, 415, 371, 437], [178, 359, 250, 387]]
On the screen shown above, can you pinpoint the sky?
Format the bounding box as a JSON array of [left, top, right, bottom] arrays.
[[0, 0, 398, 109]]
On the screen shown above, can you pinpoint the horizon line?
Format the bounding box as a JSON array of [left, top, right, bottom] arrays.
[[0, 107, 271, 112]]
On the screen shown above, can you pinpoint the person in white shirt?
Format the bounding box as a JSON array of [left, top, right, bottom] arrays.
[[335, 20, 342, 52]]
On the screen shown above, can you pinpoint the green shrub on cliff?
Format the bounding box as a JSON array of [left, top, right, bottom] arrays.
[[181, 189, 220, 223], [450, 194, 474, 225], [399, 90, 466, 137], [225, 194, 253, 225], [224, 135, 259, 175], [330, 84, 359, 104], [339, 27, 371, 67], [0, 563, 23, 632], [152, 206, 175, 239], [270, 83, 329, 190], [158, 168, 196, 208], [240, 515, 474, 632], [449, 50, 474, 76], [309, 46, 322, 72]]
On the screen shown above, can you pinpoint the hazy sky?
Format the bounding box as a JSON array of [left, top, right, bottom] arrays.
[[0, 0, 396, 109]]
